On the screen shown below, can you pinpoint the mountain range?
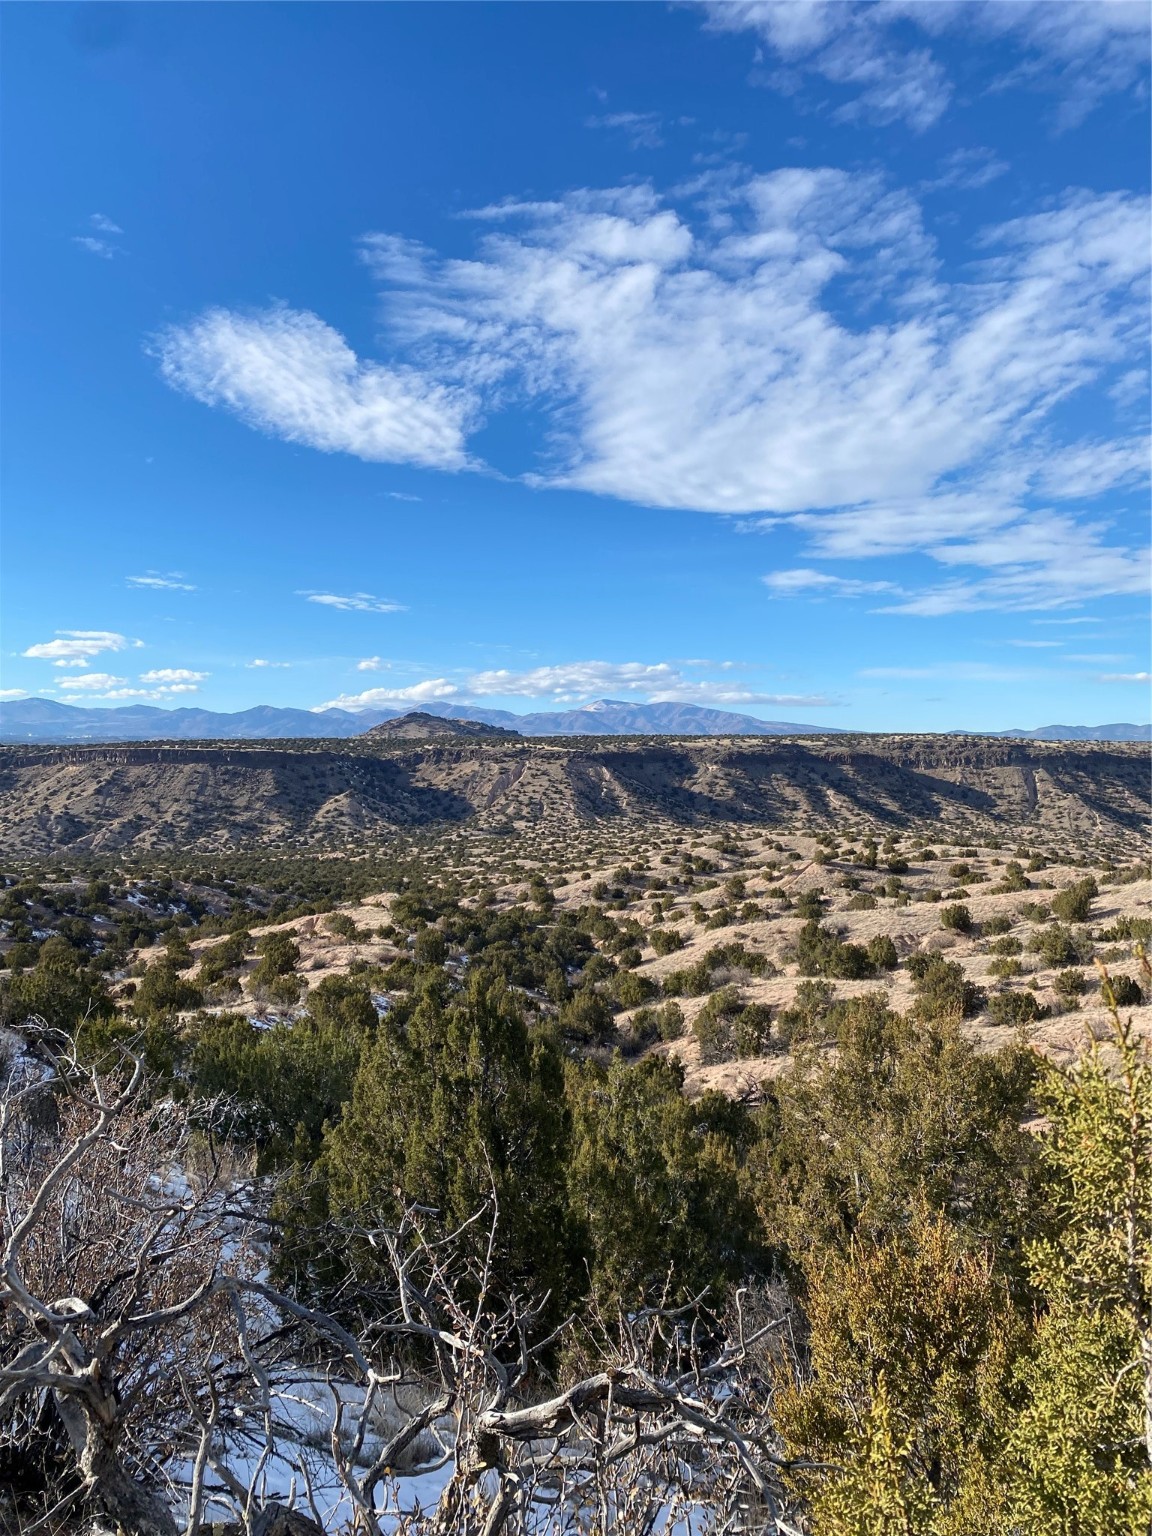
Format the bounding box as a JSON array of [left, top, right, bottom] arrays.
[[0, 696, 1147, 744]]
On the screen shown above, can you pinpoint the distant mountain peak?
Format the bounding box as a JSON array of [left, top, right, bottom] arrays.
[[0, 696, 1147, 745]]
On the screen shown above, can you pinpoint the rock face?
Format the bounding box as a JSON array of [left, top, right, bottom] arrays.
[[361, 711, 521, 741], [0, 736, 1146, 855]]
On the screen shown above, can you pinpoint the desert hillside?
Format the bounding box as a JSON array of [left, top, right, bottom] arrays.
[[0, 734, 1146, 856]]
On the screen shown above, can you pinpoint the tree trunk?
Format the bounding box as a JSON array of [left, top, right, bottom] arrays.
[[54, 1389, 178, 1536]]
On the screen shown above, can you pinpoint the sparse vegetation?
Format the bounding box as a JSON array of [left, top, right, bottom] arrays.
[[1, 786, 1149, 1535]]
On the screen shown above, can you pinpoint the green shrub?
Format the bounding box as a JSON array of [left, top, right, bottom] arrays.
[[693, 986, 746, 1064], [613, 968, 658, 1010], [908, 954, 984, 1021], [987, 989, 1045, 1028], [649, 926, 685, 957], [846, 893, 877, 911], [1050, 877, 1098, 925], [559, 985, 617, 1044], [989, 957, 1024, 980], [865, 934, 899, 971], [776, 979, 838, 1046], [990, 935, 1022, 957], [133, 958, 203, 1018], [197, 929, 252, 986], [1017, 902, 1052, 924], [1053, 969, 1086, 1009], [1028, 924, 1083, 969], [983, 909, 1019, 933], [413, 926, 448, 966], [1105, 974, 1144, 1008], [656, 1000, 685, 1041], [796, 921, 876, 980], [1096, 915, 1152, 944], [940, 904, 973, 934], [997, 862, 1031, 894]]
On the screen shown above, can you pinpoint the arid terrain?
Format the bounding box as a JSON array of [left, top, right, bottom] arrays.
[[0, 733, 1146, 857], [8, 812, 1145, 1099]]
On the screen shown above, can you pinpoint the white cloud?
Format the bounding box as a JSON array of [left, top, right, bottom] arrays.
[[923, 147, 1010, 193], [703, 1, 950, 130], [247, 658, 292, 669], [1034, 616, 1102, 625], [701, 1, 1151, 129], [0, 688, 29, 700], [794, 497, 1150, 614], [57, 672, 129, 691], [763, 569, 901, 598], [1029, 437, 1150, 501], [73, 236, 115, 259], [860, 662, 1044, 682], [73, 215, 125, 259], [644, 682, 834, 707], [324, 660, 834, 712], [317, 658, 836, 712], [127, 572, 196, 591], [870, 512, 1150, 615], [139, 668, 209, 684], [1006, 640, 1062, 649], [587, 111, 665, 149], [60, 688, 200, 702], [318, 679, 463, 711], [1100, 670, 1151, 683], [302, 591, 407, 613], [467, 662, 686, 699], [22, 630, 142, 663], [357, 657, 387, 671], [386, 491, 422, 502], [153, 307, 475, 469], [156, 174, 1148, 615]]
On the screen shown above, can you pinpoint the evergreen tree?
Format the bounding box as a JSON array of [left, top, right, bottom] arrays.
[[566, 1054, 759, 1308], [321, 965, 577, 1312]]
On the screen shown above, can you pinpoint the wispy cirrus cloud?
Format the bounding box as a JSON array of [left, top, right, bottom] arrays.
[[763, 569, 901, 598], [586, 110, 665, 149], [127, 572, 196, 591], [1100, 670, 1151, 683], [247, 658, 292, 669], [860, 662, 1047, 683], [155, 172, 1148, 616], [301, 591, 407, 613], [701, 1, 1151, 131], [73, 212, 125, 260]]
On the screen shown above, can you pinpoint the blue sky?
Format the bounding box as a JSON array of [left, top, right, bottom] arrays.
[[2, 1, 1149, 729]]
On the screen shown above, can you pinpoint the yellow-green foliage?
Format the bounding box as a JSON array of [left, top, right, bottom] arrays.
[[777, 1208, 1018, 1535]]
